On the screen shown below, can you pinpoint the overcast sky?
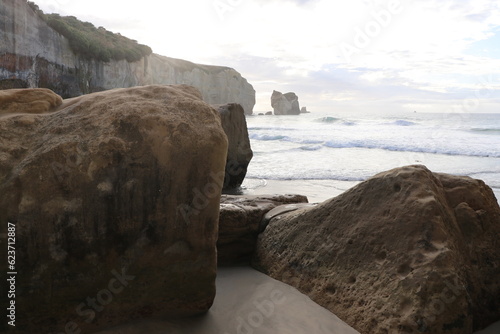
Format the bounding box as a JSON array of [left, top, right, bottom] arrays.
[[34, 0, 500, 113]]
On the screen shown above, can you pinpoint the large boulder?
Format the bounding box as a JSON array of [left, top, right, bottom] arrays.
[[0, 88, 62, 114], [216, 103, 253, 189], [0, 85, 228, 333], [253, 165, 500, 334], [271, 90, 300, 115], [218, 194, 310, 265]]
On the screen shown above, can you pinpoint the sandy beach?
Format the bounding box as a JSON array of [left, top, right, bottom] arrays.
[[94, 266, 360, 334], [91, 265, 500, 333]]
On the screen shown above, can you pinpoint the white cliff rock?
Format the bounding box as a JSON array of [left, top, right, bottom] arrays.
[[0, 0, 256, 114]]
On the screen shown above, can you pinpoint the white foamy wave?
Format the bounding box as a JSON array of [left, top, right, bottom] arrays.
[[323, 140, 500, 158], [245, 171, 366, 182], [248, 126, 299, 131], [391, 120, 416, 126], [299, 139, 325, 144], [249, 133, 289, 141], [314, 116, 341, 123], [299, 145, 323, 151], [470, 128, 500, 135], [245, 111, 500, 194], [251, 133, 500, 158]]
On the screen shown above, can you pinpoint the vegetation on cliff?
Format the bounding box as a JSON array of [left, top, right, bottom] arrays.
[[27, 1, 152, 62]]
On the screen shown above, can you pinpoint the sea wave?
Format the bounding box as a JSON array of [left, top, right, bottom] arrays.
[[300, 139, 325, 144], [250, 126, 500, 158], [314, 117, 358, 126], [251, 133, 500, 157], [246, 171, 500, 186], [248, 126, 299, 131], [244, 174, 366, 182], [388, 120, 417, 126], [323, 140, 500, 158], [247, 112, 500, 158], [250, 133, 324, 145], [249, 134, 289, 141], [470, 128, 500, 135], [299, 145, 323, 151], [315, 116, 340, 123]]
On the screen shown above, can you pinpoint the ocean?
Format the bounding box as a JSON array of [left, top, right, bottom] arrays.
[[241, 111, 500, 203]]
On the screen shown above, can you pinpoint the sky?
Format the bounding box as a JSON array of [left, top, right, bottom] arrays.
[[33, 0, 500, 113]]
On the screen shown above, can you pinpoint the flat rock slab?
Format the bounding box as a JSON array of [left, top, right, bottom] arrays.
[[218, 194, 308, 265]]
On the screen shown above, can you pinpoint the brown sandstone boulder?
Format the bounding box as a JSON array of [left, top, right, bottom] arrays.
[[0, 88, 62, 114], [0, 85, 228, 333], [252, 165, 500, 334], [216, 103, 253, 189], [218, 194, 310, 265]]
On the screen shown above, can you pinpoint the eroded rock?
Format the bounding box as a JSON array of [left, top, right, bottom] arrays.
[[216, 103, 253, 189], [0, 85, 228, 333], [252, 165, 500, 334]]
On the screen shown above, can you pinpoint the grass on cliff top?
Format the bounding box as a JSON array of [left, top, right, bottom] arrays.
[[27, 1, 152, 62]]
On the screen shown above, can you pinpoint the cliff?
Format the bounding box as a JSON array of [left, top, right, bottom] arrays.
[[0, 0, 255, 114]]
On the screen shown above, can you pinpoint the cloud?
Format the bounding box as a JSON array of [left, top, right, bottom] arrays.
[[32, 0, 500, 113]]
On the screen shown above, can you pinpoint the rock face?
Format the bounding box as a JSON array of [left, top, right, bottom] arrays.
[[271, 90, 300, 115], [253, 165, 500, 334], [216, 103, 253, 189], [218, 194, 310, 265], [0, 0, 256, 115], [0, 85, 228, 333]]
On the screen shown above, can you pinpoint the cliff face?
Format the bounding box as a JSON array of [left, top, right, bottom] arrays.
[[0, 0, 255, 114]]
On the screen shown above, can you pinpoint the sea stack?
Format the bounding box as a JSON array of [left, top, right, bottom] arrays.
[[271, 90, 301, 115]]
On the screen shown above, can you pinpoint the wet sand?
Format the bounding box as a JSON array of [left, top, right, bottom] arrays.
[[94, 266, 360, 334], [240, 178, 360, 203], [91, 265, 499, 333]]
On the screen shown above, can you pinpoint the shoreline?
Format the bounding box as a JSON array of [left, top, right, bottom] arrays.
[[240, 178, 361, 203], [240, 177, 500, 205]]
